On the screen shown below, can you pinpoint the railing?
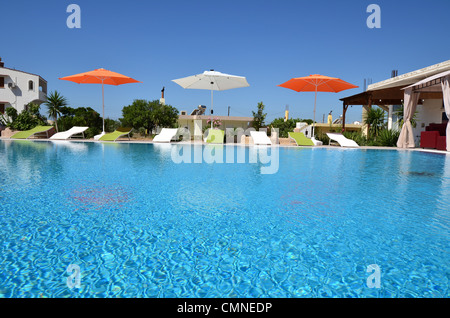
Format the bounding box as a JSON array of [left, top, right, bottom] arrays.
[[39, 90, 47, 102]]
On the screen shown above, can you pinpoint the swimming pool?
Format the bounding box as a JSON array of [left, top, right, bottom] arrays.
[[0, 140, 448, 298]]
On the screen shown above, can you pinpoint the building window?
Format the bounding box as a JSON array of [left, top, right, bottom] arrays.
[[28, 80, 34, 91], [0, 104, 5, 114], [0, 77, 4, 88]]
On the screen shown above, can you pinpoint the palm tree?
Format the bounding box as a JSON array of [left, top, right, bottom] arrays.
[[45, 91, 67, 132], [252, 101, 267, 131], [363, 107, 386, 138]]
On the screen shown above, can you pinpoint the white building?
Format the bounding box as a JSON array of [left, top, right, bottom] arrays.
[[367, 60, 449, 145], [0, 57, 47, 116], [340, 60, 449, 146]]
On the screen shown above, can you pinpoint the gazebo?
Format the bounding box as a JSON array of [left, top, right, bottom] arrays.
[[339, 60, 449, 150], [339, 87, 443, 130], [398, 70, 450, 151]]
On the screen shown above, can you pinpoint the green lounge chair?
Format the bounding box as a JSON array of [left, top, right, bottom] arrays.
[[205, 129, 224, 144], [288, 132, 314, 146], [11, 126, 54, 139], [99, 127, 132, 142]]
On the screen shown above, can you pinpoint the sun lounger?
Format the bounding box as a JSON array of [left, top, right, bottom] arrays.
[[326, 133, 359, 147], [10, 126, 54, 139], [250, 131, 272, 145], [204, 129, 225, 144], [50, 126, 89, 140], [98, 127, 132, 142], [311, 137, 323, 146], [288, 132, 314, 146], [152, 128, 179, 143]]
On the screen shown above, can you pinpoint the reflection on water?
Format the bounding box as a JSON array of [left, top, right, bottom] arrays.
[[50, 140, 88, 152], [152, 143, 173, 156], [68, 181, 133, 212]]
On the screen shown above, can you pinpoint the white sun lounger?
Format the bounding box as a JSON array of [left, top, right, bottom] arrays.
[[250, 131, 272, 145], [152, 128, 179, 143], [50, 126, 89, 140], [326, 133, 359, 147], [311, 137, 323, 146]]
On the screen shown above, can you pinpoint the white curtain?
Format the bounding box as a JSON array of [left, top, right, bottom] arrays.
[[397, 87, 420, 148], [441, 75, 450, 151]]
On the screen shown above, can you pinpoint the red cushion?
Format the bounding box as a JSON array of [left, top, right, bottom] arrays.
[[436, 136, 447, 151], [420, 131, 439, 148], [427, 123, 447, 136]]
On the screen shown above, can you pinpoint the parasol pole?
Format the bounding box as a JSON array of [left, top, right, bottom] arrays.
[[312, 85, 317, 137], [102, 80, 105, 133], [210, 86, 214, 129]]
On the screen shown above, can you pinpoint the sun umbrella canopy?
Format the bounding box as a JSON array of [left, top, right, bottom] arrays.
[[59, 68, 141, 134], [172, 70, 250, 91], [278, 74, 358, 93], [59, 68, 141, 85], [278, 74, 358, 137], [172, 70, 250, 128]]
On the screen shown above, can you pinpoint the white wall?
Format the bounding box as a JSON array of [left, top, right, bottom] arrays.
[[0, 68, 45, 114], [413, 99, 445, 146], [177, 118, 252, 140]]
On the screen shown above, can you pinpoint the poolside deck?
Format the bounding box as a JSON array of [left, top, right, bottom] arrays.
[[1, 136, 448, 155]]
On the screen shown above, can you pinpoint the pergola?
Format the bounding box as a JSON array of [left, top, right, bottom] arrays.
[[339, 86, 442, 131], [340, 60, 450, 132], [398, 70, 450, 150]]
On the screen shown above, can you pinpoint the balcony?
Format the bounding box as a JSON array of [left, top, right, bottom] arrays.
[[39, 90, 47, 102]]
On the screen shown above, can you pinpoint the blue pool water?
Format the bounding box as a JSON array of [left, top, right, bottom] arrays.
[[0, 140, 449, 298]]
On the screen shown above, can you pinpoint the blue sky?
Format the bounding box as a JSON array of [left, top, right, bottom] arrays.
[[2, 0, 449, 123]]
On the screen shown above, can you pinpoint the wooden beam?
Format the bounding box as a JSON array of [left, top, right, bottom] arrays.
[[366, 93, 373, 135], [342, 102, 348, 131], [341, 86, 443, 106]]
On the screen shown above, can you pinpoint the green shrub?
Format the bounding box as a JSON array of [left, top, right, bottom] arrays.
[[6, 103, 46, 131], [341, 129, 399, 147], [343, 131, 369, 146], [315, 131, 330, 145], [377, 129, 400, 147], [270, 117, 313, 138]]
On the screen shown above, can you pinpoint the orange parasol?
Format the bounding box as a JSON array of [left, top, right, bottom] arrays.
[[59, 68, 141, 134], [278, 74, 358, 135]]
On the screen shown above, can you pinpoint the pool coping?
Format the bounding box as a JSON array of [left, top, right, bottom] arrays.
[[1, 137, 449, 155]]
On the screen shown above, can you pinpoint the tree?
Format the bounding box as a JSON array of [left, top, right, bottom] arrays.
[[150, 100, 179, 130], [364, 107, 386, 138], [120, 99, 179, 136], [252, 101, 267, 130], [120, 99, 154, 135], [45, 91, 68, 132], [57, 106, 103, 139], [104, 118, 121, 132]]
